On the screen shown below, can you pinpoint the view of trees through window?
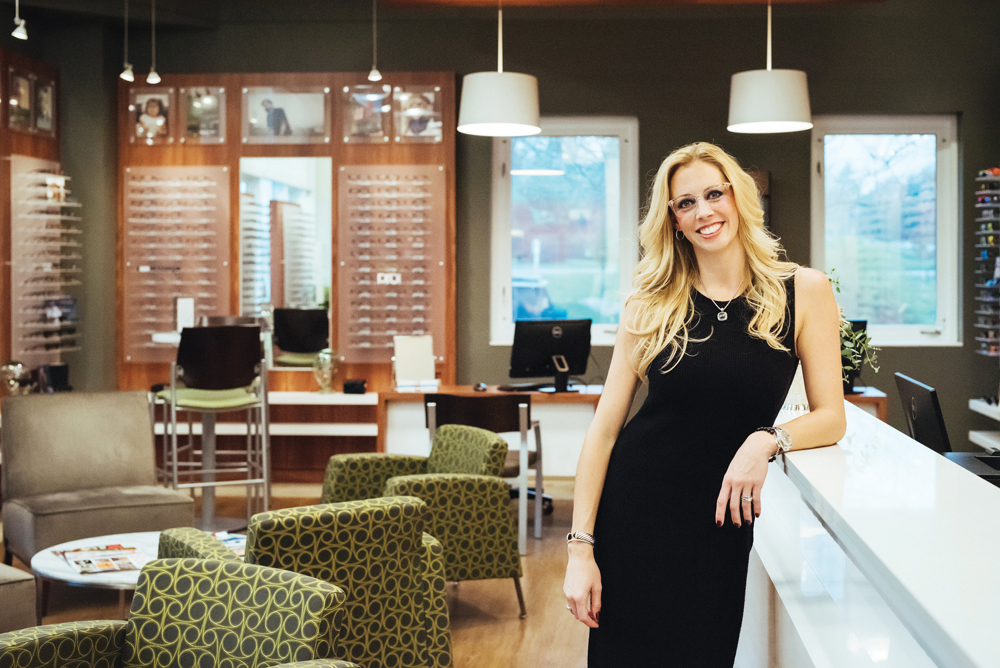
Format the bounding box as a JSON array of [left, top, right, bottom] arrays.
[[824, 134, 937, 325], [509, 135, 621, 324]]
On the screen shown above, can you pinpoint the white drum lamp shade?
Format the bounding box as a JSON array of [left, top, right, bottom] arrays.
[[458, 71, 540, 137], [728, 69, 812, 134]]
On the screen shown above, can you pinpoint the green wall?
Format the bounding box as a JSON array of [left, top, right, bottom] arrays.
[[10, 0, 999, 448]]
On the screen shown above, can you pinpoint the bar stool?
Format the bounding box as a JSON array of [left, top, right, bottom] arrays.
[[153, 325, 270, 530]]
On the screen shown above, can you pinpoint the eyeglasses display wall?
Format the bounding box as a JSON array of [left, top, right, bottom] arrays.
[[240, 192, 271, 315], [337, 165, 446, 364], [123, 165, 230, 363], [975, 168, 1000, 358], [10, 155, 83, 368]]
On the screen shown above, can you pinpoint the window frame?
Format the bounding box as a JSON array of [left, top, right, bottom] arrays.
[[810, 114, 960, 347], [490, 116, 639, 347]]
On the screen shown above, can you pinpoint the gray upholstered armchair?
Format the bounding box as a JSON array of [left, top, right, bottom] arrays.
[[1, 391, 194, 566]]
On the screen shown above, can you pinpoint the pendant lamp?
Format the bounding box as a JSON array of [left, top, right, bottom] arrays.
[[120, 0, 134, 82], [368, 0, 382, 82], [457, 1, 539, 137], [11, 0, 26, 40], [146, 0, 160, 85], [727, 1, 811, 134]]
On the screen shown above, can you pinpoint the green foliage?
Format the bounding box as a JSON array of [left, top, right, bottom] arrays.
[[829, 270, 880, 382]]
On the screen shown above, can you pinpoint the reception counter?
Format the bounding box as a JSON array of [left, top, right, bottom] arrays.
[[740, 401, 1000, 667]]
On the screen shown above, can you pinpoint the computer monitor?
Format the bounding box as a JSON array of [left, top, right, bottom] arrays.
[[273, 308, 329, 353], [894, 372, 951, 454], [509, 319, 591, 393]]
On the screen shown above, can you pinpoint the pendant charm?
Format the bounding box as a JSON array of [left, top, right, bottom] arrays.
[[717, 311, 728, 322]]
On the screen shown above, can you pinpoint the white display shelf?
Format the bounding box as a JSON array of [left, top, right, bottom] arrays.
[[968, 430, 1000, 453], [268, 391, 378, 406], [969, 398, 1000, 421], [154, 422, 377, 437]]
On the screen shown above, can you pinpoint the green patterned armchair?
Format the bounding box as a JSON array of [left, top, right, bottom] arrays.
[[322, 424, 525, 618], [158, 497, 453, 668], [0, 558, 360, 668]]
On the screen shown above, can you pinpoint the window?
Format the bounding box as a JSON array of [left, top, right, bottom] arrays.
[[491, 117, 639, 346], [811, 115, 959, 346]]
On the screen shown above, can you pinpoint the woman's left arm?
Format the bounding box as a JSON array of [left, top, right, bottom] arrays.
[[715, 268, 847, 527]]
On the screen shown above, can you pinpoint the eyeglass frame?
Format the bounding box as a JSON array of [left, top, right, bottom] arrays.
[[668, 182, 732, 217]]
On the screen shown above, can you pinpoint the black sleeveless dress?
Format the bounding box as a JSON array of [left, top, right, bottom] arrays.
[[588, 276, 799, 667]]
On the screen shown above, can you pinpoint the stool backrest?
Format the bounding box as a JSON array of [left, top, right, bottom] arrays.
[[177, 325, 262, 390], [273, 308, 329, 353], [423, 393, 530, 434]]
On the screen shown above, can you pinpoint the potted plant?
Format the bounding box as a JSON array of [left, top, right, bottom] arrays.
[[830, 273, 880, 393]]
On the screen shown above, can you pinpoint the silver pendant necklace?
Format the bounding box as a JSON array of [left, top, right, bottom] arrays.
[[701, 277, 745, 322]]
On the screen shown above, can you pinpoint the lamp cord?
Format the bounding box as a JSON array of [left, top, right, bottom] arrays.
[[13, 0, 18, 23], [766, 0, 772, 71], [151, 0, 156, 71], [497, 0, 503, 74], [372, 0, 378, 70], [123, 0, 129, 67]]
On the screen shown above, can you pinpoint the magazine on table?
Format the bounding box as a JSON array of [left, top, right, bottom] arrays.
[[211, 531, 247, 557], [53, 544, 148, 575]]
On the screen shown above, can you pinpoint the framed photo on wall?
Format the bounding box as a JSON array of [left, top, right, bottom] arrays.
[[242, 86, 330, 144], [393, 85, 442, 143], [8, 70, 32, 133], [33, 79, 55, 136], [343, 84, 391, 143], [180, 86, 225, 144], [129, 87, 174, 144]]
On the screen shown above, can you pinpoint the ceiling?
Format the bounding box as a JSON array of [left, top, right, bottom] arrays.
[[7, 0, 886, 28]]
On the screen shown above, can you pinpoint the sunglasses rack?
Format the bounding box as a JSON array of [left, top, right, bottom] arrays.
[[974, 169, 1000, 358], [10, 155, 83, 368], [122, 165, 230, 363]]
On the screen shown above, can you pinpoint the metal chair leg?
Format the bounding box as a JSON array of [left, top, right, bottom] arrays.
[[513, 577, 526, 619], [533, 422, 543, 539]]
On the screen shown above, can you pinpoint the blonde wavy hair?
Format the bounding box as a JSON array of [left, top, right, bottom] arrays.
[[628, 142, 798, 378]]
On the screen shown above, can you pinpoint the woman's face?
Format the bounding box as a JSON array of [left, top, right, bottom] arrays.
[[145, 99, 162, 116], [669, 161, 739, 255]]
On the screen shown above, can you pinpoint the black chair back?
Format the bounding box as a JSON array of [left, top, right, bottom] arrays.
[[894, 372, 951, 453], [177, 326, 262, 390], [273, 308, 329, 353], [424, 393, 530, 434]]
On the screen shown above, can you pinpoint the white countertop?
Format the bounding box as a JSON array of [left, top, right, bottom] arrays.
[[781, 402, 1000, 668]]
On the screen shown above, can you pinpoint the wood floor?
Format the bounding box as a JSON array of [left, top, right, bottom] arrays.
[[1, 482, 589, 668]]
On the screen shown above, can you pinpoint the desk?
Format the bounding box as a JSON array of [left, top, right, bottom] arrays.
[[845, 386, 887, 421], [379, 385, 602, 554]]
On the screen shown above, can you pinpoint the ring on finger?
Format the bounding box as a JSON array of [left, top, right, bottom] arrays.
[[740, 495, 753, 502], [566, 604, 573, 611]]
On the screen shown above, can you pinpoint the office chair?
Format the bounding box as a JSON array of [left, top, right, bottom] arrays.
[[894, 372, 1000, 475], [273, 307, 329, 366], [424, 393, 550, 551]]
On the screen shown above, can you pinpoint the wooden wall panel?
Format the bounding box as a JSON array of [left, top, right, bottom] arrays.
[[118, 71, 455, 475], [117, 72, 456, 394]]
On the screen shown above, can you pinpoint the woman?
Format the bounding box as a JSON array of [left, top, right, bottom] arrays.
[[563, 142, 846, 666]]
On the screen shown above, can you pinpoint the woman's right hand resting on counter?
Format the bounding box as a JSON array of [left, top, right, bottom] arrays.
[[564, 542, 601, 628]]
